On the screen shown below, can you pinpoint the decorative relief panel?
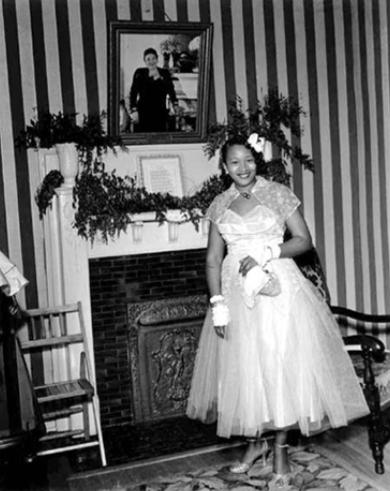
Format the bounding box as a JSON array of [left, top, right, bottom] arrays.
[[127, 295, 207, 422]]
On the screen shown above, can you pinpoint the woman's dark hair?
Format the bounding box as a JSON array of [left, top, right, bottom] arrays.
[[143, 47, 158, 59], [219, 135, 260, 187], [220, 135, 257, 163]]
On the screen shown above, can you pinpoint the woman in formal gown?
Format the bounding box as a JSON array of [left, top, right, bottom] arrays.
[[129, 47, 179, 132], [186, 135, 369, 489]]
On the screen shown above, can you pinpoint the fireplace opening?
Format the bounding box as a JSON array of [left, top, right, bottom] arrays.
[[88, 249, 223, 462]]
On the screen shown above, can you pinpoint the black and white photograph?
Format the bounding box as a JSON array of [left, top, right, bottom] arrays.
[[2, 1, 390, 490]]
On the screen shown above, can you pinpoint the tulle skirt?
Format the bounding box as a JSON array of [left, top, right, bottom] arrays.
[[186, 256, 369, 438]]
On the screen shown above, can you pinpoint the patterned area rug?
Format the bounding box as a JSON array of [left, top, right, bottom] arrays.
[[130, 445, 376, 491]]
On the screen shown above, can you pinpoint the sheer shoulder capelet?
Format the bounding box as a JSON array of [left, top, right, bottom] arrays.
[[205, 176, 301, 229]]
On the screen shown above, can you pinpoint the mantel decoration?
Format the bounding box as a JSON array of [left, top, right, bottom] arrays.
[[15, 110, 122, 156], [15, 109, 124, 186], [15, 109, 124, 219], [15, 91, 314, 245]]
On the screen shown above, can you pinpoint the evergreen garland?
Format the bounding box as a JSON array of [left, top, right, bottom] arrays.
[[73, 162, 225, 243], [27, 91, 314, 243]]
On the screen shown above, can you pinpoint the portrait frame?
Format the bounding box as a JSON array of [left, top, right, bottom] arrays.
[[108, 21, 213, 145], [137, 154, 183, 197]]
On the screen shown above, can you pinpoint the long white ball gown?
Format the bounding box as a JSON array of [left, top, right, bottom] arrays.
[[186, 177, 369, 438]]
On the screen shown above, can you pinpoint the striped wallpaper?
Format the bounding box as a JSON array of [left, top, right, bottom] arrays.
[[0, 0, 390, 314]]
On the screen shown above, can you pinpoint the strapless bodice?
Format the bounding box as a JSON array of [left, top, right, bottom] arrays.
[[217, 204, 284, 255]]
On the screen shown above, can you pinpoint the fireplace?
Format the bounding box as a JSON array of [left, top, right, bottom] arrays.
[[89, 249, 208, 428], [32, 144, 217, 444]]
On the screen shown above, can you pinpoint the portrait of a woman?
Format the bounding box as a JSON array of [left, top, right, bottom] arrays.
[[129, 47, 179, 132]]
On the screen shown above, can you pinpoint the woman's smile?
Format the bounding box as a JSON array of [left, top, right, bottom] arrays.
[[224, 145, 257, 191]]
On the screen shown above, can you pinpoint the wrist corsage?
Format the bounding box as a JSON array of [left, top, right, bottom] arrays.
[[210, 295, 230, 326]]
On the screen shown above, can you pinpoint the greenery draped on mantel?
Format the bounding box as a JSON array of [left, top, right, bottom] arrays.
[[15, 91, 314, 244]]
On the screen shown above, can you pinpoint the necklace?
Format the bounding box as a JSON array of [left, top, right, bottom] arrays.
[[239, 191, 252, 199], [235, 181, 255, 199]]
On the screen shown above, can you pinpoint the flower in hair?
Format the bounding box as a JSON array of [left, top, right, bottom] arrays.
[[247, 133, 266, 153]]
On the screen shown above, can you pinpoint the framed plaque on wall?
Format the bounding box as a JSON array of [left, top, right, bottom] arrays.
[[137, 154, 183, 197]]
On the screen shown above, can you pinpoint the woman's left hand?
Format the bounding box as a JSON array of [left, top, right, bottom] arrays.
[[238, 256, 259, 276], [149, 68, 161, 80], [130, 110, 139, 124], [214, 324, 225, 339]]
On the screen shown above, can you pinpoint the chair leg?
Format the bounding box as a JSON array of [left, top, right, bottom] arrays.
[[82, 401, 90, 440], [360, 345, 390, 474], [91, 395, 107, 467], [364, 380, 390, 474], [79, 352, 90, 441], [370, 437, 384, 475]]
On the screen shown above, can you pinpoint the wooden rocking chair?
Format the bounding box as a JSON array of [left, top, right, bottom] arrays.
[[19, 302, 106, 466]]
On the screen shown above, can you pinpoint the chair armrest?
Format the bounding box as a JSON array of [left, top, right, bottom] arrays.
[[331, 305, 390, 324], [343, 335, 386, 363], [343, 334, 387, 392]]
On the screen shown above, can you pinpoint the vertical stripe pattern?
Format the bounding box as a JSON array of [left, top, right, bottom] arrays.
[[324, 0, 346, 304], [3, 0, 37, 308], [342, 0, 363, 309], [0, 0, 389, 315]]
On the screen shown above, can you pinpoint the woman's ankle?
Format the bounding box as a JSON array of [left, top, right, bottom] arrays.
[[273, 443, 291, 474], [241, 438, 268, 458]]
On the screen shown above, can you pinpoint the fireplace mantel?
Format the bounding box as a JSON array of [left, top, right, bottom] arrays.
[[88, 213, 208, 258], [35, 145, 215, 389]]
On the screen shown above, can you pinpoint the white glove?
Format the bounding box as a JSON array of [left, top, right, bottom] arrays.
[[252, 243, 281, 267]]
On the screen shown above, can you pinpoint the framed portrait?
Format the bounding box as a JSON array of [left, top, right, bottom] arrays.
[[137, 154, 183, 197], [108, 21, 213, 145]]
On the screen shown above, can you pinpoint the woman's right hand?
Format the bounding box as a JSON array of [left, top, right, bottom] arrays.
[[214, 324, 225, 339], [238, 255, 259, 276], [210, 294, 229, 339]]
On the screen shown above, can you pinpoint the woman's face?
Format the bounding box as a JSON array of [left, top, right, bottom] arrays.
[[223, 144, 257, 189], [144, 53, 158, 69]]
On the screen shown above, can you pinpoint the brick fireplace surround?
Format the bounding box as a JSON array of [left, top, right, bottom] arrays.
[[89, 249, 208, 429]]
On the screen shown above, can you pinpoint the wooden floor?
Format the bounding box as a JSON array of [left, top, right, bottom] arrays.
[[68, 442, 247, 490], [68, 420, 390, 491], [313, 421, 390, 491]]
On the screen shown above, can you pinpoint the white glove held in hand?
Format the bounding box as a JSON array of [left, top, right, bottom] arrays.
[[248, 243, 280, 269]]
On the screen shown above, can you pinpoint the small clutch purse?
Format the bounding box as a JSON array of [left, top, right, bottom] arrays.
[[258, 270, 281, 296], [242, 265, 281, 298]]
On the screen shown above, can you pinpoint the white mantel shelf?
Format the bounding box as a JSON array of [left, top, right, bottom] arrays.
[[88, 215, 209, 259]]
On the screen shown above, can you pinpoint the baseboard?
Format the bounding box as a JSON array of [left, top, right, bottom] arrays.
[[67, 440, 245, 482]]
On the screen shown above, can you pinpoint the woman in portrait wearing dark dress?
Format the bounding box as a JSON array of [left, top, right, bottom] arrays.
[[129, 47, 179, 132]]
